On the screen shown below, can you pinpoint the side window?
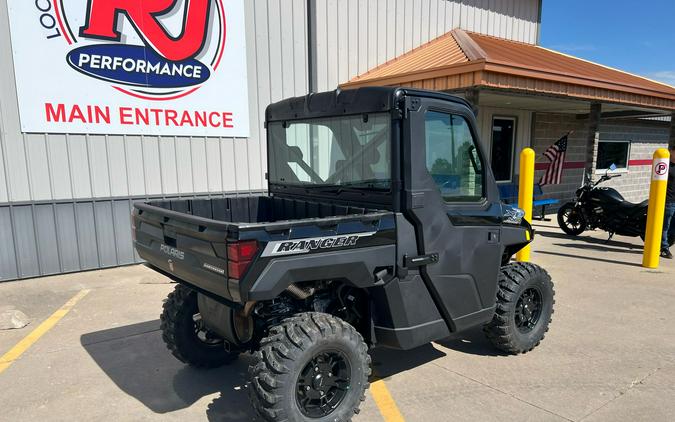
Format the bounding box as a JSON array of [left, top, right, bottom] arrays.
[[424, 111, 484, 202]]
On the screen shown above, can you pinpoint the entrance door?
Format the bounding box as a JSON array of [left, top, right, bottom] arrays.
[[403, 97, 503, 332], [490, 117, 516, 182]]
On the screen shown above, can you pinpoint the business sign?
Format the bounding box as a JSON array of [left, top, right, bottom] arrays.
[[7, 0, 250, 137]]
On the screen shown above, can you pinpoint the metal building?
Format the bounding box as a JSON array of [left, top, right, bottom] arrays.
[[0, 0, 542, 281]]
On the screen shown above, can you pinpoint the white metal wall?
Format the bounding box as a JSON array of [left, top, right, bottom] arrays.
[[0, 0, 540, 280], [313, 0, 541, 91], [0, 0, 309, 280], [0, 0, 308, 204]]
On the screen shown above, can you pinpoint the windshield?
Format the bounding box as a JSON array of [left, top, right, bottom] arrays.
[[268, 113, 391, 191]]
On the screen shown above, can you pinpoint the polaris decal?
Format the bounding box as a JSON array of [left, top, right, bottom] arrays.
[[160, 244, 185, 260], [261, 232, 376, 257]]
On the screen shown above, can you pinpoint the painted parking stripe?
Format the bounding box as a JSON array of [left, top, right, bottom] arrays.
[[0, 289, 90, 375], [370, 377, 406, 422]]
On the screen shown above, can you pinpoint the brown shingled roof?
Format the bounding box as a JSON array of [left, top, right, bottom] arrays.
[[343, 29, 675, 110]]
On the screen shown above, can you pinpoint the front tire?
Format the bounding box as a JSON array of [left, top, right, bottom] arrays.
[[160, 284, 238, 368], [484, 263, 555, 354], [249, 312, 371, 422], [557, 202, 587, 236]]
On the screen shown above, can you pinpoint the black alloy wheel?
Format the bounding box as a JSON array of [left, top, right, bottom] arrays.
[[514, 287, 543, 333], [557, 202, 587, 236], [296, 350, 352, 418]]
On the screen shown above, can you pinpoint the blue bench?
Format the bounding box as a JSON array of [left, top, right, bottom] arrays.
[[498, 182, 559, 220]]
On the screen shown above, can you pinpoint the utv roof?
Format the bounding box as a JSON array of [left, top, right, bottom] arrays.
[[265, 86, 473, 122]]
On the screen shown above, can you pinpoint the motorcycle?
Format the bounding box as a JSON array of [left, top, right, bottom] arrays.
[[557, 170, 675, 246]]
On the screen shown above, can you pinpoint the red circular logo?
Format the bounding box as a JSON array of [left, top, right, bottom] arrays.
[[655, 162, 668, 176]]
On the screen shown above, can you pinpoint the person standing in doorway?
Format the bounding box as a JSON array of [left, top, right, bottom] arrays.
[[661, 145, 675, 259]]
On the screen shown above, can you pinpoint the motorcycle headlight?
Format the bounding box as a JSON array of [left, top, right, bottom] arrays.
[[502, 205, 525, 225]]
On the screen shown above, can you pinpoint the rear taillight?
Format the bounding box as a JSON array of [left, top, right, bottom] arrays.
[[227, 240, 258, 279]]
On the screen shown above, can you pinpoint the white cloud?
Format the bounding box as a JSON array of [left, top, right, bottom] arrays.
[[647, 71, 675, 87]]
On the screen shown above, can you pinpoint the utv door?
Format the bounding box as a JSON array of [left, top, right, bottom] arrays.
[[402, 97, 503, 332]]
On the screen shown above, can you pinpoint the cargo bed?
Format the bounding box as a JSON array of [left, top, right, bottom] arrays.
[[133, 195, 395, 303]]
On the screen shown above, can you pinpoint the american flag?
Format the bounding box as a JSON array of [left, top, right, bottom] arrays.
[[540, 135, 568, 186]]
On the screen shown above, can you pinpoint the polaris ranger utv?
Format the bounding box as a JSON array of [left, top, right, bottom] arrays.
[[132, 87, 554, 422]]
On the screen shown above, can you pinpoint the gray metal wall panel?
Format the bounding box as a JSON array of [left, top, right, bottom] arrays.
[[94, 202, 118, 268], [74, 203, 99, 270], [12, 206, 39, 278], [112, 200, 135, 265], [34, 204, 61, 276], [0, 208, 18, 281], [54, 203, 81, 273], [314, 0, 540, 91]]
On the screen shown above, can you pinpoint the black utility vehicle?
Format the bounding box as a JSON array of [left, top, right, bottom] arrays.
[[133, 87, 554, 422]]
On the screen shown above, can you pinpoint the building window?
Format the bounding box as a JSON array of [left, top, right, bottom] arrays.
[[424, 111, 484, 202], [490, 117, 516, 182], [596, 140, 631, 172]]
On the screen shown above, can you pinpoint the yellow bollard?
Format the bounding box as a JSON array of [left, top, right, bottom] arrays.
[[642, 148, 671, 269], [516, 148, 535, 262]]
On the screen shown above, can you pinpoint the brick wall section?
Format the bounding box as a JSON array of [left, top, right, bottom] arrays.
[[596, 119, 670, 203], [530, 113, 670, 209], [531, 113, 588, 205]]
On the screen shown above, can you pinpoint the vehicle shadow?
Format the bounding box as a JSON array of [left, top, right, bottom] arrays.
[[536, 250, 642, 267], [535, 228, 642, 250], [80, 320, 257, 421], [435, 326, 506, 357]]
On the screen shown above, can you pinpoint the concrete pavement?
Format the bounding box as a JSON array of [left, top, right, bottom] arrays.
[[0, 219, 673, 421]]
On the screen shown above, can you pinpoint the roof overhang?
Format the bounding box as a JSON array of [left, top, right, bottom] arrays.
[[342, 29, 675, 112]]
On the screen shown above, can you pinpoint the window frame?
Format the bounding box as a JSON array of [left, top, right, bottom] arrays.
[[595, 139, 632, 174], [423, 108, 487, 204], [490, 115, 518, 183]]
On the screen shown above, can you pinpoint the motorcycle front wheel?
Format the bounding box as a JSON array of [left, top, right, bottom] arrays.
[[557, 202, 587, 236]]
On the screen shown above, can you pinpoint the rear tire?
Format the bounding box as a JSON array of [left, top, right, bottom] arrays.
[[160, 284, 238, 368], [249, 312, 370, 422], [557, 202, 587, 236], [484, 263, 554, 354]]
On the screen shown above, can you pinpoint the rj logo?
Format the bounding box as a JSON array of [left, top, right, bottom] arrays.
[[79, 0, 212, 62]]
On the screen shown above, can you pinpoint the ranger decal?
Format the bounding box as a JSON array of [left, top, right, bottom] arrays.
[[261, 232, 376, 257]]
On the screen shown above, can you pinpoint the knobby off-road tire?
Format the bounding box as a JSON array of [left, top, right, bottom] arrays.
[[484, 262, 554, 354], [557, 202, 587, 236], [249, 312, 371, 422], [160, 284, 238, 368]]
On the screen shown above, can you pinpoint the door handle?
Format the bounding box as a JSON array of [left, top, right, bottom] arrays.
[[404, 253, 439, 267]]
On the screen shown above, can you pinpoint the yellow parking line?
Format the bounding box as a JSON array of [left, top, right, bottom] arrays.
[[370, 377, 406, 422], [0, 289, 90, 375]]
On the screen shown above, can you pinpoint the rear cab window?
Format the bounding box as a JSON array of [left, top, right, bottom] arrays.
[[424, 110, 485, 203]]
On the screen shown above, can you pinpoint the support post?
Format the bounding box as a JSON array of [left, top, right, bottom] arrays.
[[642, 149, 671, 269], [669, 112, 675, 149], [585, 103, 602, 175], [516, 148, 535, 262]]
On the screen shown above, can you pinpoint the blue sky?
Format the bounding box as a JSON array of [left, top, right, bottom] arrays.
[[540, 1, 675, 86]]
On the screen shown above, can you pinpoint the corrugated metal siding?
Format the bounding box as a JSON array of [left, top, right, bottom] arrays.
[[0, 0, 308, 204], [0, 0, 308, 280], [0, 0, 540, 281], [314, 0, 540, 91]]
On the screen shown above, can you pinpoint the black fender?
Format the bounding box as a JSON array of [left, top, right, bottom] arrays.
[[244, 245, 396, 301], [501, 219, 534, 264]]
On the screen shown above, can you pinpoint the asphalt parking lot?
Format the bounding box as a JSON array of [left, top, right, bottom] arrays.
[[1, 219, 674, 422]]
